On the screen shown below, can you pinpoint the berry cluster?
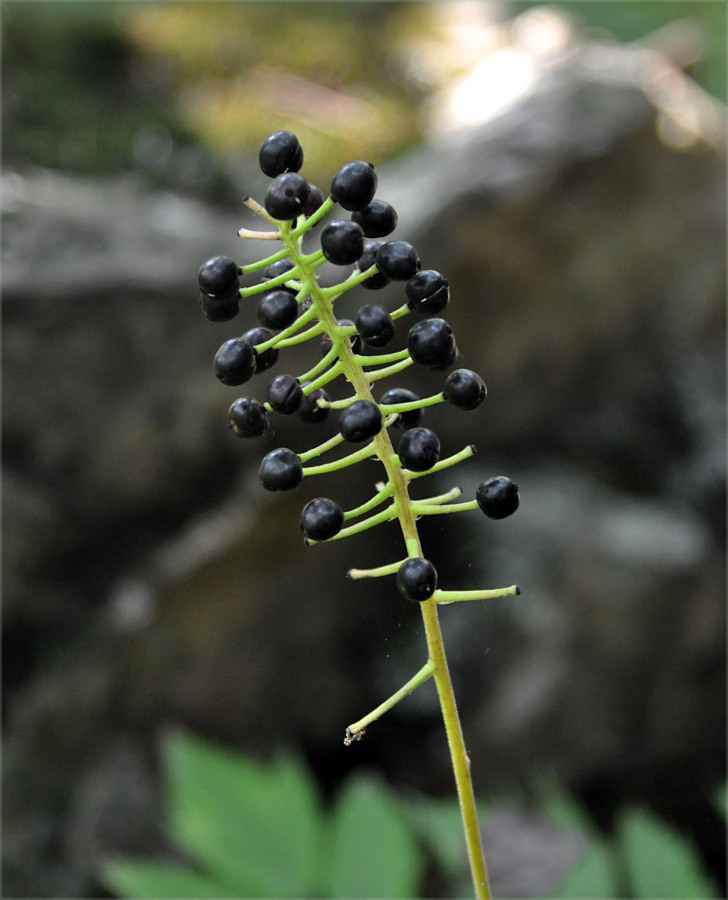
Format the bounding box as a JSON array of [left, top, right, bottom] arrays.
[[198, 129, 519, 617]]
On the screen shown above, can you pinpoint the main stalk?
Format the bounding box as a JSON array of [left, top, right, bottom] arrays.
[[282, 228, 491, 899]]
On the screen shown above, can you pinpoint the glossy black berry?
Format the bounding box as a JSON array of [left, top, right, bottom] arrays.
[[398, 427, 440, 472], [432, 346, 459, 371], [397, 558, 438, 602], [297, 385, 330, 424], [321, 220, 365, 266], [376, 241, 421, 281], [267, 374, 303, 414], [243, 326, 279, 373], [406, 270, 450, 314], [321, 320, 363, 357], [407, 318, 456, 368], [476, 476, 520, 519], [380, 387, 423, 429], [228, 397, 268, 438], [259, 448, 303, 492], [200, 291, 240, 323], [198, 256, 240, 297], [262, 257, 295, 281], [339, 399, 382, 443], [330, 160, 377, 211], [259, 130, 304, 177], [356, 240, 390, 290], [257, 290, 299, 330], [303, 183, 325, 217], [355, 304, 395, 348], [351, 200, 398, 238], [264, 172, 310, 220], [444, 369, 486, 410], [214, 338, 256, 386], [300, 497, 345, 542]]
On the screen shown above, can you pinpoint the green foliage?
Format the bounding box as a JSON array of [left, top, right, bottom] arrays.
[[513, 1, 727, 102], [7, 1, 723, 183], [102, 732, 724, 900], [549, 801, 723, 899], [163, 734, 323, 897], [324, 774, 420, 898], [103, 860, 240, 899], [619, 809, 719, 899], [102, 730, 425, 899]]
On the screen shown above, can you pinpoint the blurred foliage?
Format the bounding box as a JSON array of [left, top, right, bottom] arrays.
[[3, 1, 724, 197], [515, 1, 726, 102], [1, 1, 429, 192], [102, 732, 723, 899]]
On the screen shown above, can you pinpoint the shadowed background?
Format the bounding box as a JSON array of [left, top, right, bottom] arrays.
[[2, 2, 726, 897]]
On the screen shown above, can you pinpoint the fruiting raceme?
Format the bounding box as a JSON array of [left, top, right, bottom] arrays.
[[198, 130, 521, 900], [199, 128, 521, 621]]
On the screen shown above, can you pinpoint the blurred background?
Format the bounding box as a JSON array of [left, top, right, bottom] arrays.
[[2, 2, 726, 897]]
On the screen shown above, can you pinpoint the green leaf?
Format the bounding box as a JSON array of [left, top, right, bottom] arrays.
[[713, 783, 726, 821], [102, 859, 242, 899], [162, 730, 324, 898], [536, 778, 592, 832], [549, 841, 617, 898], [618, 808, 720, 898], [404, 793, 469, 878], [324, 772, 423, 899]]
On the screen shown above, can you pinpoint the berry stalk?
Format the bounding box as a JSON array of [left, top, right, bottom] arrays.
[[275, 220, 493, 899]]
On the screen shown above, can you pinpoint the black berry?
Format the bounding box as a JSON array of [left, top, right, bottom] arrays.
[[297, 385, 330, 424], [321, 320, 363, 357], [259, 448, 303, 492], [267, 374, 303, 414], [300, 497, 345, 541], [214, 338, 256, 386], [321, 220, 365, 266], [257, 290, 299, 330], [376, 241, 421, 281], [259, 130, 303, 177], [264, 172, 310, 220], [352, 200, 398, 238], [407, 318, 456, 368], [262, 257, 295, 281], [331, 160, 377, 211], [380, 387, 423, 428], [200, 290, 240, 323], [228, 397, 268, 438], [444, 369, 486, 410], [476, 477, 520, 519], [355, 304, 395, 348], [397, 558, 438, 602], [198, 256, 240, 297], [406, 270, 450, 314], [243, 326, 279, 373], [303, 183, 325, 217], [431, 346, 459, 371], [339, 400, 382, 442], [356, 240, 390, 290], [398, 427, 440, 472]]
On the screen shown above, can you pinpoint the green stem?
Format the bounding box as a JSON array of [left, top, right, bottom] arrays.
[[277, 217, 492, 900], [434, 585, 520, 604], [411, 499, 478, 515], [379, 392, 445, 415], [343, 482, 394, 519], [301, 440, 378, 476], [366, 357, 415, 383], [346, 661, 434, 739], [347, 557, 403, 579]]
